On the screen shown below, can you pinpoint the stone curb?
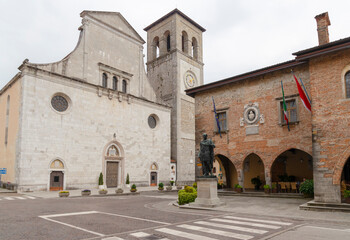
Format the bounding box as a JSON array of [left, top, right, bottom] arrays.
[[58, 192, 141, 198]]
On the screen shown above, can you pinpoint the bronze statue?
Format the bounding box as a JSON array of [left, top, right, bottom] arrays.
[[198, 133, 215, 176]]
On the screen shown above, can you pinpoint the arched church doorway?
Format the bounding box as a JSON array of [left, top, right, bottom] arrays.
[[243, 154, 265, 191], [214, 154, 238, 189], [341, 157, 350, 202], [150, 163, 158, 186], [104, 143, 124, 188], [49, 159, 65, 191], [271, 148, 312, 193]]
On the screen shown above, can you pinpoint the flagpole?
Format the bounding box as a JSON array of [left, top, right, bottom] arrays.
[[281, 81, 290, 132]]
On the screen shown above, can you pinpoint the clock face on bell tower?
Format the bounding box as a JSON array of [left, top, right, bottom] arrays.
[[184, 72, 196, 89]]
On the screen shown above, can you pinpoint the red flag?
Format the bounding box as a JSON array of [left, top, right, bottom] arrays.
[[293, 75, 311, 112]]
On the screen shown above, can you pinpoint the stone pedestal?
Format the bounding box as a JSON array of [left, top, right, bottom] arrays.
[[190, 177, 225, 208]]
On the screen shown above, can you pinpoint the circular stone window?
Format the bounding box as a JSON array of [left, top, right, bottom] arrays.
[[148, 115, 157, 129], [51, 95, 69, 112]]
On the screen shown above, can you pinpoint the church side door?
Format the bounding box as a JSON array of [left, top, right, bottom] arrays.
[[50, 171, 64, 191], [150, 172, 157, 186], [106, 162, 118, 187]]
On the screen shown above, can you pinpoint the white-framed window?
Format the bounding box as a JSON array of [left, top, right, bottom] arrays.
[[279, 98, 298, 125], [345, 71, 350, 98], [214, 109, 228, 133], [102, 73, 108, 88]]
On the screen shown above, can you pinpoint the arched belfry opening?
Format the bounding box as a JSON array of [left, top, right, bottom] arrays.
[[152, 36, 160, 60], [164, 31, 171, 52], [214, 154, 238, 189], [341, 157, 350, 202], [182, 31, 188, 53], [243, 153, 265, 191], [192, 37, 198, 60], [271, 148, 313, 193]]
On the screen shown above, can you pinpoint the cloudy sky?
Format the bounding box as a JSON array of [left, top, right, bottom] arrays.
[[1, 0, 349, 89]]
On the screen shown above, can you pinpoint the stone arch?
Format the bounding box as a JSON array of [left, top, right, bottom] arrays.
[[164, 30, 171, 52], [102, 141, 125, 188], [150, 162, 159, 186], [341, 64, 350, 98], [242, 153, 265, 190], [271, 148, 313, 192], [214, 154, 238, 189], [191, 37, 198, 59], [181, 31, 189, 53], [333, 145, 350, 184], [152, 36, 160, 59]]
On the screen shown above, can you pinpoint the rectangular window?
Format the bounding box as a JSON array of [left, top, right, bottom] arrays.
[[217, 112, 227, 131], [280, 99, 298, 124]]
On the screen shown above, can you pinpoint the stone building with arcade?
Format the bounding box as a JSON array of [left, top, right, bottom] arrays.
[[187, 12, 350, 204], [0, 9, 204, 191]]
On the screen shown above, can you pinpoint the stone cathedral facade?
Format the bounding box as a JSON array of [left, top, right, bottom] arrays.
[[0, 9, 204, 191]]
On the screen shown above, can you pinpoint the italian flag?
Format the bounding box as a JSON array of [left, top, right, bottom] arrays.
[[281, 81, 290, 131], [293, 74, 311, 112]]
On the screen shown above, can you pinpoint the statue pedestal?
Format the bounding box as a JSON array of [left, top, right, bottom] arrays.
[[190, 177, 225, 208]]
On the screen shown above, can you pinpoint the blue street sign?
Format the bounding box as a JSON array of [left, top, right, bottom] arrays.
[[0, 168, 7, 174]]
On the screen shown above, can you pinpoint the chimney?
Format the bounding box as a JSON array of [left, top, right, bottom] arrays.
[[315, 12, 331, 45]]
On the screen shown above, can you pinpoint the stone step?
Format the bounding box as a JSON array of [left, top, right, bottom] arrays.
[[299, 201, 350, 212], [218, 191, 305, 199]]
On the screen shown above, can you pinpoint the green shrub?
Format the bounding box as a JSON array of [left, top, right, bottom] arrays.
[[131, 184, 136, 190], [178, 189, 197, 205], [251, 176, 262, 190], [170, 181, 175, 186], [300, 179, 314, 195], [192, 182, 197, 189], [126, 173, 130, 184], [98, 172, 103, 185], [263, 184, 270, 189], [59, 191, 69, 193], [184, 185, 195, 193], [234, 184, 242, 189], [271, 183, 277, 189], [344, 190, 350, 198], [158, 182, 164, 188]]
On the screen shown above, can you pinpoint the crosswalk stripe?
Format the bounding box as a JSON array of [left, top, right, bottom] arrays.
[[211, 218, 280, 229], [194, 221, 268, 234], [130, 232, 150, 237], [156, 227, 218, 240], [178, 224, 253, 240], [102, 237, 124, 240], [26, 196, 36, 199], [5, 197, 14, 200], [15, 197, 26, 200], [224, 216, 292, 226]]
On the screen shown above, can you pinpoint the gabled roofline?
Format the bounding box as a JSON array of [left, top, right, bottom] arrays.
[[144, 8, 206, 32], [185, 60, 306, 97], [293, 36, 350, 60]]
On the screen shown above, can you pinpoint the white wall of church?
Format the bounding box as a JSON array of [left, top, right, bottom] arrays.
[[16, 73, 171, 191]]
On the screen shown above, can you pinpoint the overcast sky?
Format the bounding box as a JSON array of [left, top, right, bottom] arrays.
[[1, 0, 350, 89]]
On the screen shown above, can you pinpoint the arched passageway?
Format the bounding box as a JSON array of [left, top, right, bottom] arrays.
[[271, 148, 312, 192], [341, 157, 350, 202], [243, 154, 265, 191], [213, 154, 238, 189]]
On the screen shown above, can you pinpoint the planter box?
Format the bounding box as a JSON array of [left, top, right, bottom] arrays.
[[166, 186, 172, 191], [235, 188, 242, 193], [158, 187, 164, 191], [115, 188, 124, 194], [176, 186, 182, 190], [264, 189, 270, 194], [59, 192, 69, 197], [130, 189, 137, 192], [271, 188, 277, 193], [99, 190, 108, 195], [81, 191, 91, 196], [344, 197, 350, 204]]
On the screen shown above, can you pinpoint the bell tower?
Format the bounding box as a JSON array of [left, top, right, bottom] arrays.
[[144, 9, 205, 184]]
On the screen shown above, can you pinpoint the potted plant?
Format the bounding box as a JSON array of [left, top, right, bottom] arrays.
[[176, 182, 182, 190], [217, 182, 223, 189], [299, 179, 314, 198], [59, 191, 69, 197], [170, 180, 175, 186], [81, 189, 91, 196], [234, 184, 243, 193], [98, 172, 104, 190], [343, 190, 350, 204], [99, 189, 108, 194], [158, 182, 164, 191], [115, 188, 124, 194], [130, 184, 137, 192], [251, 176, 262, 190], [263, 184, 270, 194], [166, 185, 172, 191], [126, 173, 130, 188], [271, 183, 277, 193], [192, 182, 197, 189]]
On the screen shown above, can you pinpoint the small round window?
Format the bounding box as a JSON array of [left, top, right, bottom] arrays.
[[51, 95, 69, 112], [148, 115, 157, 129]]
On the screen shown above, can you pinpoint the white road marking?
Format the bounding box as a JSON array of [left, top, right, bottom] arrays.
[[194, 221, 268, 234], [39, 216, 105, 237], [156, 228, 218, 240], [15, 197, 26, 200], [4, 197, 14, 200], [211, 218, 281, 229], [26, 196, 36, 199], [178, 224, 253, 240], [39, 211, 98, 218], [102, 237, 124, 240], [130, 232, 151, 237], [101, 212, 170, 225], [304, 226, 350, 232], [224, 216, 292, 226], [143, 195, 178, 199]]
